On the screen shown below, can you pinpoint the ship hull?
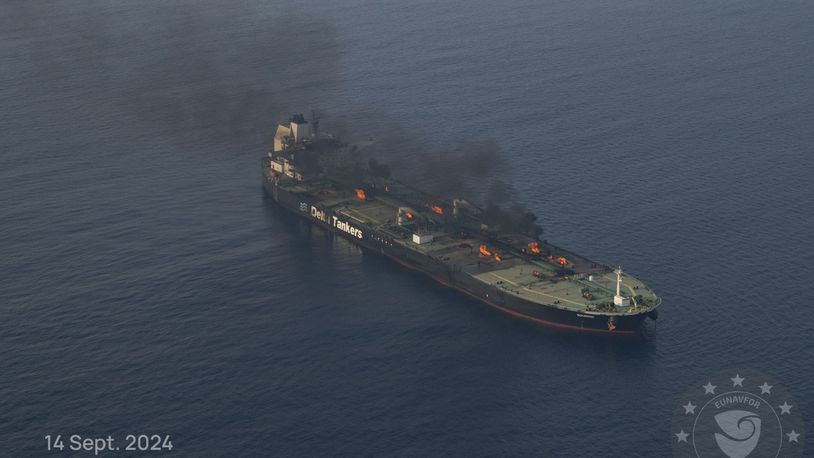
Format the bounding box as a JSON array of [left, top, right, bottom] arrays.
[[264, 180, 648, 335]]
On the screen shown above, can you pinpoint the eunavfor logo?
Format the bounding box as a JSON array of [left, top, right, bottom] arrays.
[[672, 368, 804, 457], [713, 409, 761, 457]]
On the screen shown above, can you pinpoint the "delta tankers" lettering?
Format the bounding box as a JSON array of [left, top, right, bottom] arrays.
[[332, 216, 363, 239]]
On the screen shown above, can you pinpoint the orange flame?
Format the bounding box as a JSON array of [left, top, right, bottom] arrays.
[[494, 254, 502, 262], [431, 206, 443, 215], [404, 211, 414, 219], [479, 244, 492, 256], [355, 188, 366, 200], [528, 241, 541, 254], [556, 256, 568, 266]]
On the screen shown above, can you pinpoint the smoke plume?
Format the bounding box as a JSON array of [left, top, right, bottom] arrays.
[[4, 1, 341, 149], [337, 120, 544, 238], [3, 0, 542, 236]]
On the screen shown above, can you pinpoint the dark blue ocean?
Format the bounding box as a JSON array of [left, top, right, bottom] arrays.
[[2, 0, 813, 456]]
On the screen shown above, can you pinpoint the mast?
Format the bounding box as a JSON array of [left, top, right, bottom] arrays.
[[613, 266, 630, 307]]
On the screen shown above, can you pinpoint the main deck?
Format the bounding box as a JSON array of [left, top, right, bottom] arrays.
[[281, 179, 660, 316]]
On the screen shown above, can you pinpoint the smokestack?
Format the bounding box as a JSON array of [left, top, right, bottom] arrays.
[[290, 114, 311, 142]]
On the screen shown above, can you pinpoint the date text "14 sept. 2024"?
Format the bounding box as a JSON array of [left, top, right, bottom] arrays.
[[45, 434, 173, 455]]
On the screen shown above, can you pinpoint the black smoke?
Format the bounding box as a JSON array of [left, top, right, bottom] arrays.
[[113, 7, 341, 147], [4, 0, 542, 236], [338, 120, 544, 238], [4, 1, 341, 149]]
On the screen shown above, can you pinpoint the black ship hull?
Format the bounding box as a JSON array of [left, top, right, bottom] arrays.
[[264, 180, 649, 335]]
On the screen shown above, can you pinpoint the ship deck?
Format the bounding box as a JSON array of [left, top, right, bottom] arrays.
[[282, 179, 660, 316]]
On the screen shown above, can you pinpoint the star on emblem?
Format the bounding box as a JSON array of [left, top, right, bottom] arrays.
[[786, 430, 800, 443], [675, 430, 689, 443], [703, 381, 716, 395], [683, 401, 697, 415], [758, 382, 773, 394], [778, 401, 793, 415], [731, 374, 744, 387]]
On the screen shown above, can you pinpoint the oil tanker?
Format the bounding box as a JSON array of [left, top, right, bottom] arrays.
[[262, 114, 661, 334]]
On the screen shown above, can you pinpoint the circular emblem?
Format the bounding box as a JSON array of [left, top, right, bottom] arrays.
[[672, 368, 804, 457]]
